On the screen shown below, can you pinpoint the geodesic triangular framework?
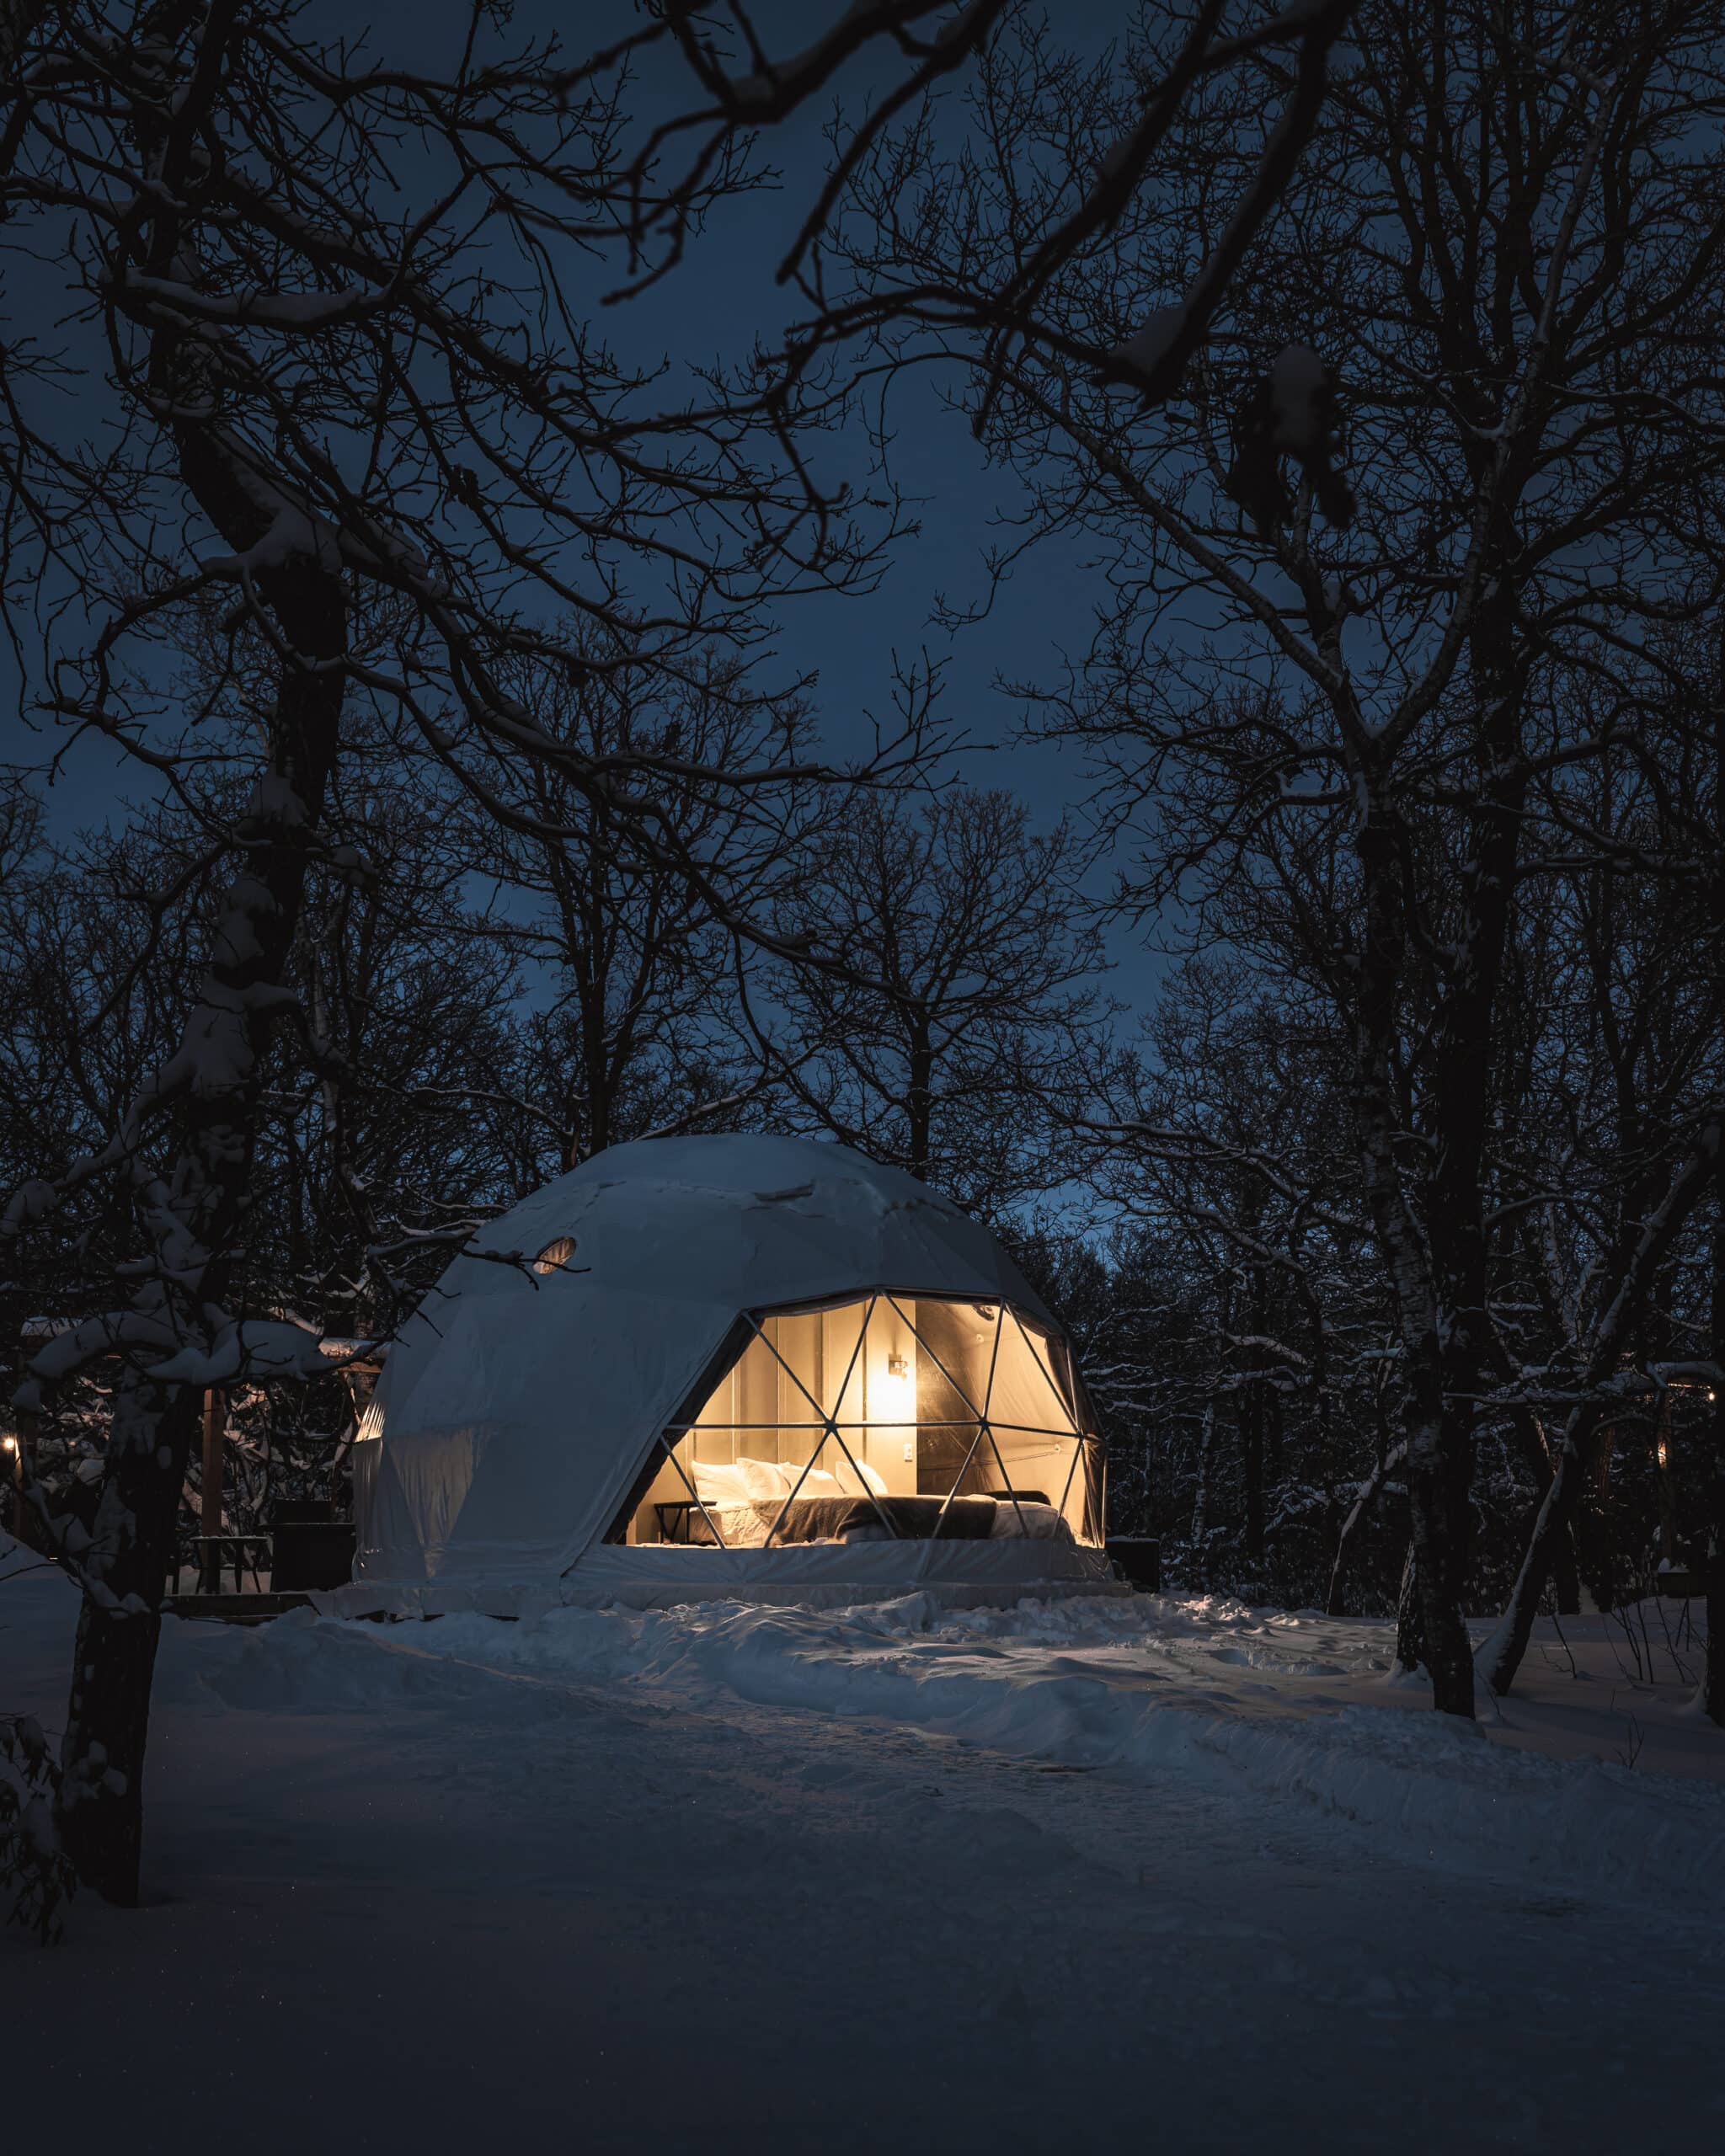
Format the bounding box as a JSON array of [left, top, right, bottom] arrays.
[[619, 1293, 1103, 1550]]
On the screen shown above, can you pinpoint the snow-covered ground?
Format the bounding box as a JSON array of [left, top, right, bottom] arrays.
[[6, 1544, 1724, 2152]]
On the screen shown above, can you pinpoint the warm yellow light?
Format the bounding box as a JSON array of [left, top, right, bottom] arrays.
[[1657, 1438, 1669, 1470], [2, 1434, 15, 1454], [875, 1353, 914, 1421]]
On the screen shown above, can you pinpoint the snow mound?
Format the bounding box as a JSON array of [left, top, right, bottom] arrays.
[[156, 1590, 1725, 1919], [156, 1608, 561, 1714]]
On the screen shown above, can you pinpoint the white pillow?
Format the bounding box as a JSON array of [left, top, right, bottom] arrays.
[[692, 1460, 749, 1506], [856, 1458, 889, 1497], [736, 1456, 793, 1502], [798, 1468, 845, 1499]]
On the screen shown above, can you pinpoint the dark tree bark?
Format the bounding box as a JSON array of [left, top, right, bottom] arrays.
[[1394, 1540, 1426, 1676], [1327, 1438, 1405, 1618], [1706, 1171, 1725, 1725], [1551, 1524, 1583, 1620], [1354, 802, 1477, 1716], [1242, 1266, 1267, 1568], [1706, 668, 1725, 1725], [1188, 1401, 1216, 1592], [56, 547, 346, 1903]]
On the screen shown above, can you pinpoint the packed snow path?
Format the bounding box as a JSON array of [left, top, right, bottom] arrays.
[[6, 1561, 1723, 2153]]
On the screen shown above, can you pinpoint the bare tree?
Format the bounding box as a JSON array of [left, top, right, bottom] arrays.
[[755, 783, 1107, 1214], [1081, 954, 1402, 1600], [0, 761, 537, 1526], [0, 3, 890, 1903], [823, 0, 1725, 1713], [0, 0, 1364, 1903], [454, 652, 812, 1170]]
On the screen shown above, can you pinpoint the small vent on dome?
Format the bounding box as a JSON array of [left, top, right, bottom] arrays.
[[532, 1236, 577, 1276]]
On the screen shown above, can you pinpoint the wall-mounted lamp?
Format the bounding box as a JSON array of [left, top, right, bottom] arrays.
[[886, 1353, 908, 1380]]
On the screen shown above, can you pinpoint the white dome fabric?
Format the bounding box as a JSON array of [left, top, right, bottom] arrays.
[[339, 1134, 1117, 1614]]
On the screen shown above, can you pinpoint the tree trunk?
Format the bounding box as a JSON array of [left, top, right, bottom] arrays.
[[1572, 1426, 1620, 1614], [40, 96, 358, 1889], [54, 1369, 200, 1898], [1706, 1163, 1724, 1726], [53, 537, 346, 1902], [1406, 1396, 1477, 1716], [1480, 1401, 1606, 1697], [57, 1601, 163, 1903], [1242, 1269, 1267, 1569], [1503, 1405, 1580, 1614], [1242, 1385, 1264, 1572], [1188, 1401, 1215, 1591], [199, 1388, 224, 1594], [1705, 683, 1724, 1725], [1395, 1540, 1425, 1674], [1326, 1438, 1405, 1617], [1407, 584, 1527, 1717], [1551, 1524, 1582, 1619], [1351, 803, 1476, 1717]]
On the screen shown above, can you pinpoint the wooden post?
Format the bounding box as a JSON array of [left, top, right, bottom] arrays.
[[200, 1389, 223, 1593]]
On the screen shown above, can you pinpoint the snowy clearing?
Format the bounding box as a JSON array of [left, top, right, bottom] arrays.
[[7, 1549, 1725, 2152], [177, 1582, 1725, 1920]]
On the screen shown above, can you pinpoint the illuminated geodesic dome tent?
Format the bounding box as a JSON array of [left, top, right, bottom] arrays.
[[328, 1134, 1119, 1616]]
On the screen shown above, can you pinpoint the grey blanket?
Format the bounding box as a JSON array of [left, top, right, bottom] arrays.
[[689, 1494, 998, 1545]]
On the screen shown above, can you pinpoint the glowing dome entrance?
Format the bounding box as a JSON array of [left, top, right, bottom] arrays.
[[330, 1134, 1120, 1617], [632, 1292, 1100, 1550]]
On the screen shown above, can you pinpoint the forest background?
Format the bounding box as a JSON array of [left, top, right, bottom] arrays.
[[1, 0, 1722, 1913]]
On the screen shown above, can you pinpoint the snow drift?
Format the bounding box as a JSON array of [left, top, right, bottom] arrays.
[[159, 1588, 1725, 1921]]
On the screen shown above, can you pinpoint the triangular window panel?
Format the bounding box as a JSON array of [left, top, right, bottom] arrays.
[[985, 1310, 1081, 1436], [889, 1295, 991, 1500]]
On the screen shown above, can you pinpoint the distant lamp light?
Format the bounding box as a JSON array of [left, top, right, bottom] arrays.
[[533, 1236, 577, 1277], [1657, 1437, 1669, 1470], [2, 1433, 15, 1454], [886, 1352, 908, 1380]]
